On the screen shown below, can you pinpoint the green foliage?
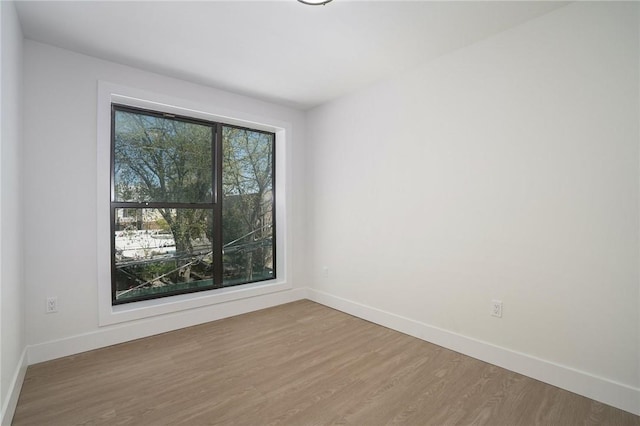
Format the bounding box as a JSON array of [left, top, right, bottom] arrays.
[[154, 217, 170, 232]]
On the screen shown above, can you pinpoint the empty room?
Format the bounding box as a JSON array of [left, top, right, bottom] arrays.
[[1, 0, 639, 424]]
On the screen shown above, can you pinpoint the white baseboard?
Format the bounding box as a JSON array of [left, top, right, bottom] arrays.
[[28, 287, 307, 365], [1, 347, 28, 426], [307, 288, 640, 416]]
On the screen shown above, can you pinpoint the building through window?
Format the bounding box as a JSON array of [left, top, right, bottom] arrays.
[[111, 104, 275, 304]]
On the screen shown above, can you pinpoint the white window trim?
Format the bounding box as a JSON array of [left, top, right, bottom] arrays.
[[97, 81, 292, 326]]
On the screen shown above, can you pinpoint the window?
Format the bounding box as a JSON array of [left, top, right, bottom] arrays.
[[111, 104, 275, 304]]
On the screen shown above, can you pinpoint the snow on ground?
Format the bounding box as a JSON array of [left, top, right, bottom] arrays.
[[115, 230, 175, 260]]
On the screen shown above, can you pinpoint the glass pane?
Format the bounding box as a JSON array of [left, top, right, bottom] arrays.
[[114, 109, 213, 203], [114, 208, 214, 303], [222, 127, 274, 285]]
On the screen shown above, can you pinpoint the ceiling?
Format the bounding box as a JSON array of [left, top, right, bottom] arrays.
[[15, 1, 568, 110]]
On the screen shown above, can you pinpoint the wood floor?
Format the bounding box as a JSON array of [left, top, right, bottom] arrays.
[[13, 300, 639, 425]]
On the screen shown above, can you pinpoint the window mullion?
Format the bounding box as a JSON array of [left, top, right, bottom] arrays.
[[111, 202, 214, 209], [213, 124, 224, 287]]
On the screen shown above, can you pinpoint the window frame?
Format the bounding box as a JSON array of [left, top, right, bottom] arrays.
[[110, 104, 277, 305], [219, 123, 277, 289], [97, 81, 291, 326]]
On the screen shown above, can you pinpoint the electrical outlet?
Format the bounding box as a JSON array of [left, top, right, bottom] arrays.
[[490, 299, 502, 318], [46, 297, 58, 313]]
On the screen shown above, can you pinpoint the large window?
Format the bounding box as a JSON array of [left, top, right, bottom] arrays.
[[111, 104, 275, 304]]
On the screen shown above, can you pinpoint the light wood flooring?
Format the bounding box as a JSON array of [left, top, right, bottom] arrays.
[[13, 300, 639, 425]]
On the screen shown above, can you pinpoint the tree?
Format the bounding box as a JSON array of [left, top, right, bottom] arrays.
[[222, 127, 274, 282], [114, 110, 213, 289], [113, 108, 275, 300]]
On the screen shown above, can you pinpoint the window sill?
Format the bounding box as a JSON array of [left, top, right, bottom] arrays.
[[100, 279, 291, 326]]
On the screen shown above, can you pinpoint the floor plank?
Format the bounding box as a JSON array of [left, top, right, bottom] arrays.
[[12, 300, 639, 425]]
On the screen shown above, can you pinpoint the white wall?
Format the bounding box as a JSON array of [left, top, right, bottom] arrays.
[[307, 1, 639, 413], [22, 41, 308, 359], [0, 1, 26, 424], [14, 0, 640, 417]]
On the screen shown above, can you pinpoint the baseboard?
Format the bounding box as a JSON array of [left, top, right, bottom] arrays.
[[307, 288, 640, 416], [28, 287, 307, 365], [1, 347, 28, 426]]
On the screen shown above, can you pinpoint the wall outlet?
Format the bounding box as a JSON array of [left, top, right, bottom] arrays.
[[322, 266, 329, 278], [46, 297, 58, 313], [490, 299, 502, 318]]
